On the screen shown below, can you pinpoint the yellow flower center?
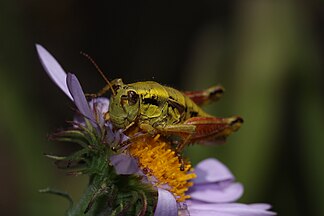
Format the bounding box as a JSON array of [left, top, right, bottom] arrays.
[[128, 135, 196, 202]]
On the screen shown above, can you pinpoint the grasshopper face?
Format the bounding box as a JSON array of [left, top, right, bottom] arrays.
[[109, 79, 140, 129]]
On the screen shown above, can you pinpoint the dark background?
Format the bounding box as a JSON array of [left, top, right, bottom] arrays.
[[1, 1, 323, 215]]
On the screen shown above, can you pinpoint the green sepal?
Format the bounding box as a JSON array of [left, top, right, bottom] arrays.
[[53, 129, 94, 148], [45, 118, 158, 215], [39, 187, 73, 208]]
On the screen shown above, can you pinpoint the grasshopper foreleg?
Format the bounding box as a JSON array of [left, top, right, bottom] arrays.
[[85, 84, 111, 98]]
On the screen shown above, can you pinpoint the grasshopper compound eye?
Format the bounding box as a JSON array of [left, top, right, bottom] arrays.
[[127, 90, 139, 105]]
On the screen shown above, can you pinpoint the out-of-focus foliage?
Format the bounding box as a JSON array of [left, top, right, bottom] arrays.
[[0, 1, 323, 215]]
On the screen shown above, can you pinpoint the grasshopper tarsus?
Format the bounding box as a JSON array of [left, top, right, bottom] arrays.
[[176, 152, 186, 171]]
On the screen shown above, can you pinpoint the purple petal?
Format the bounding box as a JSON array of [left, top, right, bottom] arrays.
[[89, 97, 109, 125], [154, 188, 177, 216], [35, 44, 73, 100], [194, 158, 235, 184], [66, 73, 95, 123], [187, 201, 276, 216], [189, 182, 243, 203], [249, 203, 273, 210], [188, 209, 236, 216], [105, 123, 116, 144], [90, 98, 109, 116], [74, 97, 110, 127], [109, 154, 139, 175]]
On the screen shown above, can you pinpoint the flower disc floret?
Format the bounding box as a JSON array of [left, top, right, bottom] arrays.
[[128, 135, 197, 202]]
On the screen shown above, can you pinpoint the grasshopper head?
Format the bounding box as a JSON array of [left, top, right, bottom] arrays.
[[108, 79, 140, 129]]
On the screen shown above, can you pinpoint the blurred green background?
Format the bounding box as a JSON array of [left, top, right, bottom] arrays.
[[1, 1, 323, 215]]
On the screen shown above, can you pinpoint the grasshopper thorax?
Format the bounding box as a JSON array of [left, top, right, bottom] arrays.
[[108, 79, 140, 129]]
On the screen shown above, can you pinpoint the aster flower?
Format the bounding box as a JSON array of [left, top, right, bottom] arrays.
[[36, 44, 276, 215], [37, 44, 196, 215]]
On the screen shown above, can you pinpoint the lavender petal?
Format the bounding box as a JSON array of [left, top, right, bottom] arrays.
[[35, 44, 73, 100], [187, 209, 236, 216], [187, 201, 276, 216], [66, 73, 95, 123], [89, 97, 109, 125], [109, 154, 139, 175], [194, 158, 235, 184], [89, 97, 109, 114], [189, 182, 244, 203], [249, 203, 273, 211], [154, 188, 177, 216]]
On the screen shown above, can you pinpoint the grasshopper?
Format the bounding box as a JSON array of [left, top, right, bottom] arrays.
[[105, 79, 243, 151], [83, 54, 243, 152]]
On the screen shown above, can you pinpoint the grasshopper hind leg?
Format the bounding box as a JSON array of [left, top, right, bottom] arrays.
[[183, 85, 224, 106]]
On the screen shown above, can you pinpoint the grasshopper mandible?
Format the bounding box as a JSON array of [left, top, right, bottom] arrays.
[[83, 53, 243, 152]]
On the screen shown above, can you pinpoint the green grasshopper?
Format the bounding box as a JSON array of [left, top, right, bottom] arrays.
[[105, 79, 243, 151], [83, 54, 243, 152]]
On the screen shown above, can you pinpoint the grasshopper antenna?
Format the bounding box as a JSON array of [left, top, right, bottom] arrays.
[[80, 51, 116, 96]]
